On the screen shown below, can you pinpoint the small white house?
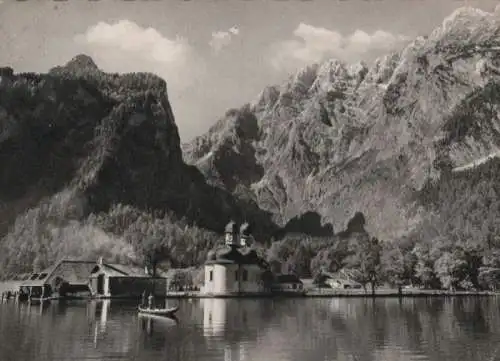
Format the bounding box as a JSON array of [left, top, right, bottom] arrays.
[[272, 274, 305, 294], [201, 221, 268, 296], [319, 271, 362, 289], [326, 278, 362, 289]]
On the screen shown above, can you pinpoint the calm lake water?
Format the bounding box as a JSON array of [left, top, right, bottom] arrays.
[[1, 296, 500, 361]]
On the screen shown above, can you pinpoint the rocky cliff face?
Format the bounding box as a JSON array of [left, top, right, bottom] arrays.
[[0, 55, 280, 276], [183, 7, 500, 241]]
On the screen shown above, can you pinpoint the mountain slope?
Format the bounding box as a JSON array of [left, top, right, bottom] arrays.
[[183, 7, 500, 242], [0, 55, 279, 277]]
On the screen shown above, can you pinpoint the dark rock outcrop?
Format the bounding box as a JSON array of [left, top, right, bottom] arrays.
[[0, 55, 280, 276]]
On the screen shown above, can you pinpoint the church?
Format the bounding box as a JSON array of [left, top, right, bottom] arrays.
[[200, 221, 270, 296]]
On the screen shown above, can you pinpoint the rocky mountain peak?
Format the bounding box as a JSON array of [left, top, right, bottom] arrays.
[[65, 54, 100, 71], [184, 6, 500, 241]]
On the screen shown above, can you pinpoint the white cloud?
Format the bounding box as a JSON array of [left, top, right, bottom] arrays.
[[209, 26, 240, 54], [74, 20, 204, 91], [228, 26, 240, 35], [270, 23, 410, 71]]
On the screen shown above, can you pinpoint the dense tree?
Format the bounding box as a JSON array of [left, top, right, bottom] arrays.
[[344, 235, 382, 294], [381, 239, 417, 292], [412, 242, 440, 289], [478, 248, 500, 290], [434, 251, 468, 290]]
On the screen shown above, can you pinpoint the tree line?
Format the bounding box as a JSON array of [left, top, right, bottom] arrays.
[[2, 198, 500, 292], [262, 231, 500, 292]]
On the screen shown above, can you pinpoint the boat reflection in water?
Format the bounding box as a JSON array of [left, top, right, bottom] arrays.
[[139, 312, 178, 335]]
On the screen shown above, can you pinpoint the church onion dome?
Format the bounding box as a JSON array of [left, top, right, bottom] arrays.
[[240, 222, 251, 236], [207, 250, 217, 261], [225, 221, 238, 234], [205, 245, 266, 267]]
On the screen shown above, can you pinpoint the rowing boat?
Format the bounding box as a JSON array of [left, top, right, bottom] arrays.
[[138, 305, 179, 317], [30, 296, 54, 301]]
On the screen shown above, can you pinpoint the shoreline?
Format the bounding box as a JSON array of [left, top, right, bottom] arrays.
[[2, 280, 498, 301], [160, 289, 500, 299]]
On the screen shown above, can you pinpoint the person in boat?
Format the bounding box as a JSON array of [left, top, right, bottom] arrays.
[[147, 293, 154, 309], [141, 291, 146, 307]]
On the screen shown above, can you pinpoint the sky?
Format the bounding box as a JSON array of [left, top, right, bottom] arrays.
[[0, 0, 499, 142]]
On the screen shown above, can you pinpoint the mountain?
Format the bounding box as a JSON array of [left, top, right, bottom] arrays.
[[3, 7, 500, 287], [0, 55, 281, 278], [183, 6, 500, 244]]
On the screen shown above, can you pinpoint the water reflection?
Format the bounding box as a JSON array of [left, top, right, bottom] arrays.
[[200, 298, 260, 361], [1, 297, 500, 361], [92, 300, 110, 346], [201, 298, 226, 336], [201, 298, 260, 337], [313, 297, 500, 361]]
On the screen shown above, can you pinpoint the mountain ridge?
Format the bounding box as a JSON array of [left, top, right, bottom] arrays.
[[183, 6, 500, 241]]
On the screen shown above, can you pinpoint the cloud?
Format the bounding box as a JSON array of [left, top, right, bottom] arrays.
[[75, 20, 204, 90], [209, 26, 240, 54], [228, 26, 240, 35], [270, 23, 410, 71]]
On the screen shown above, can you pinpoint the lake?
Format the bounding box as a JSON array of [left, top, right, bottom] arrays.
[[1, 296, 500, 361]]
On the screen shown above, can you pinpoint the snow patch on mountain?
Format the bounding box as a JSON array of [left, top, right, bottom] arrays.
[[452, 151, 500, 172]]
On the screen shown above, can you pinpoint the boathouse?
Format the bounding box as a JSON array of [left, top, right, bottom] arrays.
[[19, 259, 97, 299], [201, 221, 269, 296], [89, 258, 166, 298], [18, 258, 167, 300]]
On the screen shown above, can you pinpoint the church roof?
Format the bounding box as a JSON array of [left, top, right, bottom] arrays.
[[225, 220, 252, 236], [225, 221, 238, 234], [205, 246, 265, 266], [240, 222, 251, 237], [276, 274, 303, 284]]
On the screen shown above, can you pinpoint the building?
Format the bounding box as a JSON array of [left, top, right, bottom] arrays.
[[19, 259, 97, 299], [200, 221, 269, 297], [89, 258, 166, 298], [18, 258, 166, 300], [272, 274, 306, 295], [316, 270, 362, 289]]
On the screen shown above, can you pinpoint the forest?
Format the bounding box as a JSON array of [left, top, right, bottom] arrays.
[[2, 187, 500, 292]]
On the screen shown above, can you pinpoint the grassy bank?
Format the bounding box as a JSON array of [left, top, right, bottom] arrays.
[[304, 288, 499, 297], [2, 280, 497, 300], [161, 288, 499, 299]]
